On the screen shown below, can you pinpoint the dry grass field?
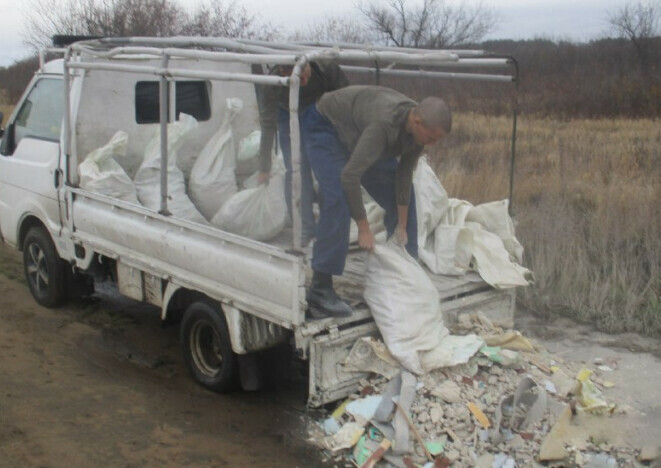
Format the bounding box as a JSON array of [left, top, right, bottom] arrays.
[[432, 113, 661, 335], [1, 92, 658, 335]]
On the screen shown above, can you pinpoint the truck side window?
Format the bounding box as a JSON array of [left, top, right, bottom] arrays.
[[13, 78, 65, 148], [135, 81, 211, 124]]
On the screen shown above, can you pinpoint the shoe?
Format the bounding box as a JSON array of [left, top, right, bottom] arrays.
[[306, 283, 353, 318]]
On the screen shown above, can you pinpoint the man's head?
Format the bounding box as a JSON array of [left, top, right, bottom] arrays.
[[407, 97, 452, 146]]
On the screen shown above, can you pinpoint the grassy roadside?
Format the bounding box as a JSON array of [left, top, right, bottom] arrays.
[[431, 113, 661, 336]]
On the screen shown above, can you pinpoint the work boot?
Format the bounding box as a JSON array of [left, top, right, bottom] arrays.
[[306, 272, 352, 318]]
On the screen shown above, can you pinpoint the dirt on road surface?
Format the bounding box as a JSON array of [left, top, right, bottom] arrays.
[[0, 244, 324, 468], [2, 241, 661, 467]]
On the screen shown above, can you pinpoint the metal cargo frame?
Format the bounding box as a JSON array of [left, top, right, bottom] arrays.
[[55, 36, 520, 407], [59, 36, 519, 252]]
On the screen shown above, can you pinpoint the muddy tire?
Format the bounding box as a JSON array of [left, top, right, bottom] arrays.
[[180, 301, 238, 393], [22, 227, 67, 308]]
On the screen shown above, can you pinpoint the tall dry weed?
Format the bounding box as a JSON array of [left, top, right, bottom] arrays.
[[430, 113, 661, 335]]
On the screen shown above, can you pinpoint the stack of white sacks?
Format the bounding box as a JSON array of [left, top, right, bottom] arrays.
[[77, 99, 532, 284], [77, 98, 287, 242], [355, 156, 531, 290]]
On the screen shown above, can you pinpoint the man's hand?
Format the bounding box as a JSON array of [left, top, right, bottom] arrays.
[[357, 218, 375, 252], [257, 171, 270, 185], [393, 225, 408, 247]]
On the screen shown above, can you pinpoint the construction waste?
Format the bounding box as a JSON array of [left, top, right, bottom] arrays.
[[307, 313, 659, 468]]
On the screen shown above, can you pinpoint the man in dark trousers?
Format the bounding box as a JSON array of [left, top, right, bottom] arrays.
[[301, 85, 452, 318], [257, 61, 348, 246]]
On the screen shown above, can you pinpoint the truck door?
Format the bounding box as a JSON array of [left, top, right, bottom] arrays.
[[0, 77, 64, 246]]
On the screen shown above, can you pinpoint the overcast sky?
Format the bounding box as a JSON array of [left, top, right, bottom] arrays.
[[0, 0, 626, 67]]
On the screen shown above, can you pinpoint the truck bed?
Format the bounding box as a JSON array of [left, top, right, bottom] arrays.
[[269, 227, 515, 407]]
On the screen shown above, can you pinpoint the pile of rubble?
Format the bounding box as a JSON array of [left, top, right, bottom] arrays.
[[307, 314, 660, 468]]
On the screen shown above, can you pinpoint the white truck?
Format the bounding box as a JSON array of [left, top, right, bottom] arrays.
[[0, 37, 519, 407]]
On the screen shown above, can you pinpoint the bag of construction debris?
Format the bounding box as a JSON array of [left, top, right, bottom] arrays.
[[189, 98, 243, 220], [364, 242, 483, 374], [211, 156, 287, 241], [78, 131, 140, 204], [134, 113, 207, 224]]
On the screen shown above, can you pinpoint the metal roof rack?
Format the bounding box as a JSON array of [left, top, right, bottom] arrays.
[[60, 36, 519, 250]]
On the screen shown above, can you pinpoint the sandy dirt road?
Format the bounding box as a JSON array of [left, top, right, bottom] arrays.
[[2, 240, 660, 467], [0, 244, 324, 468]]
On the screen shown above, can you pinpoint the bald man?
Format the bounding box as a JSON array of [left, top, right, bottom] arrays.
[[301, 85, 452, 318]]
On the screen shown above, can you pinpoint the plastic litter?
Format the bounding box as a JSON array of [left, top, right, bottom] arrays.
[[584, 452, 618, 468], [575, 369, 616, 414], [483, 331, 535, 352], [491, 377, 547, 443], [492, 453, 516, 468], [468, 402, 491, 429], [324, 422, 365, 452], [346, 395, 384, 426]]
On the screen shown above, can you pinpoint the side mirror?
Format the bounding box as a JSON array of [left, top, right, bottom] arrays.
[[0, 122, 14, 156]]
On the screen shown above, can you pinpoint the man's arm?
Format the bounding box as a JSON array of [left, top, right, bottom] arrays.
[[340, 122, 389, 221], [341, 122, 390, 251]]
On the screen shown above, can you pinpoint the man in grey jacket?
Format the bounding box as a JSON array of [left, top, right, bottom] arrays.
[[301, 85, 451, 318]]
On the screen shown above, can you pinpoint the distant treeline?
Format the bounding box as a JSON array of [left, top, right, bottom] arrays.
[[2, 37, 660, 118]]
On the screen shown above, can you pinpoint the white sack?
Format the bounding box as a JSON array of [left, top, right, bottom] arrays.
[[211, 157, 287, 241], [465, 199, 524, 262], [364, 242, 482, 375], [78, 131, 140, 204], [457, 222, 531, 288], [134, 113, 207, 224], [413, 156, 449, 248], [419, 198, 474, 275], [237, 129, 261, 162], [189, 98, 243, 220]]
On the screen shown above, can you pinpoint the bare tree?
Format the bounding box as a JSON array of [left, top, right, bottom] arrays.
[[22, 0, 277, 52], [358, 0, 498, 48], [290, 15, 374, 44], [607, 0, 660, 71], [23, 0, 185, 51], [180, 0, 278, 40]]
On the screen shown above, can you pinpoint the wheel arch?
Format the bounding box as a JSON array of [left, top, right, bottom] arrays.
[[18, 215, 49, 252]]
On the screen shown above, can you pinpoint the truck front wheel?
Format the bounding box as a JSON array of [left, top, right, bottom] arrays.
[[23, 227, 67, 308], [180, 301, 238, 393]]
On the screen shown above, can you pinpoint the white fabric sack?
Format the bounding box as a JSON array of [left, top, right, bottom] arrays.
[[211, 157, 287, 241], [78, 131, 140, 204], [237, 129, 261, 162], [420, 198, 474, 275], [364, 242, 482, 375], [189, 98, 243, 220], [134, 113, 207, 224], [414, 156, 449, 249], [465, 199, 524, 262], [457, 222, 531, 288]]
